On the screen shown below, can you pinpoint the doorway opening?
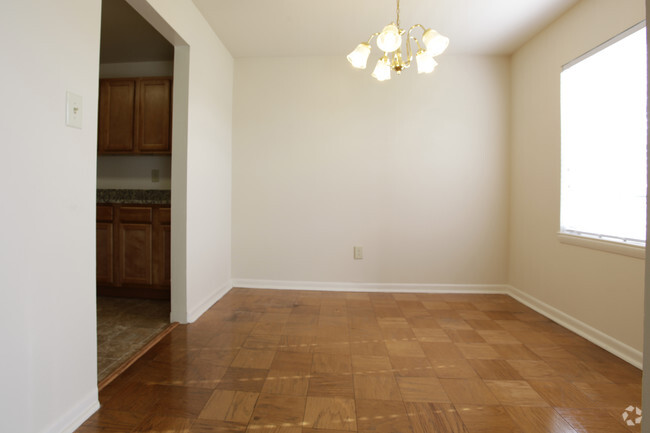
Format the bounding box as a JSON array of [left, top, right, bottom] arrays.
[[96, 0, 175, 385]]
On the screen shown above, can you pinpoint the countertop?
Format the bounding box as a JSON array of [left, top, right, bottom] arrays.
[[97, 189, 171, 205]]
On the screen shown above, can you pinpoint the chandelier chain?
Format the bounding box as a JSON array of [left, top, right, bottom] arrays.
[[396, 0, 401, 28]]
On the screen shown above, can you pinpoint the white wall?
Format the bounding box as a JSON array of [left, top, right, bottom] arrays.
[[233, 55, 510, 288], [128, 0, 234, 322], [0, 1, 101, 432], [509, 0, 646, 361]]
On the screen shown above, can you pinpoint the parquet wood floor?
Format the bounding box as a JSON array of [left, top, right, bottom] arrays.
[[76, 288, 642, 433]]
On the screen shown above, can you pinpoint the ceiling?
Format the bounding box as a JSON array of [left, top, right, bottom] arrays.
[[100, 0, 580, 63], [192, 0, 580, 57]]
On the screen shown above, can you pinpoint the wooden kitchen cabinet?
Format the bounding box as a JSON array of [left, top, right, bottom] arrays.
[[118, 207, 153, 286], [96, 205, 114, 285], [97, 204, 170, 299], [98, 77, 172, 155]]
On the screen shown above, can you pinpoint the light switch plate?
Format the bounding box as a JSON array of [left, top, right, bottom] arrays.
[[66, 91, 82, 129]]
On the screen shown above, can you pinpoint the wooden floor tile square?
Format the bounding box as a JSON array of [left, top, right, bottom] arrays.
[[436, 318, 473, 330], [270, 351, 313, 374], [242, 334, 281, 350], [132, 414, 193, 432], [544, 359, 612, 383], [527, 380, 595, 408], [350, 340, 389, 356], [439, 379, 500, 405], [527, 344, 577, 360], [354, 373, 402, 400], [421, 343, 465, 360], [556, 407, 631, 432], [468, 359, 523, 380], [312, 353, 352, 374], [216, 367, 269, 393], [506, 360, 560, 379], [407, 316, 442, 328], [231, 349, 276, 369], [456, 343, 500, 359], [405, 402, 468, 433], [312, 337, 350, 355], [308, 374, 355, 398], [352, 355, 393, 373], [199, 389, 258, 423], [248, 394, 305, 427], [261, 370, 309, 396], [572, 382, 641, 408], [277, 335, 315, 352], [385, 340, 426, 357], [396, 376, 450, 403], [455, 404, 521, 433], [303, 396, 357, 431], [390, 356, 436, 377], [149, 385, 214, 418], [445, 329, 486, 343], [484, 380, 548, 407], [356, 399, 413, 433], [430, 360, 479, 379], [504, 406, 577, 433], [189, 418, 247, 432], [412, 328, 452, 343], [477, 330, 520, 344], [492, 344, 539, 360]]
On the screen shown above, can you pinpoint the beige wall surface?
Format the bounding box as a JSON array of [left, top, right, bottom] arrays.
[[509, 0, 646, 353], [233, 55, 510, 286]]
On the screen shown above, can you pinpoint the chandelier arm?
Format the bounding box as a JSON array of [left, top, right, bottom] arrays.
[[365, 32, 381, 44]]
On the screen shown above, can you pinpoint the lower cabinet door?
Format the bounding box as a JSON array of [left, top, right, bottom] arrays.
[[119, 222, 152, 285], [96, 222, 114, 285]]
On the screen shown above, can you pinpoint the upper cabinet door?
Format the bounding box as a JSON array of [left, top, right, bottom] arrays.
[[138, 78, 172, 153], [98, 79, 137, 153], [98, 77, 172, 155]]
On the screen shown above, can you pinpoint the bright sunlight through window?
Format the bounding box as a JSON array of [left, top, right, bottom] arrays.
[[561, 23, 647, 247]]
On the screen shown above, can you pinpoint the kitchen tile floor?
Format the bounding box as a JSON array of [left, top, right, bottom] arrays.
[[97, 296, 170, 383]]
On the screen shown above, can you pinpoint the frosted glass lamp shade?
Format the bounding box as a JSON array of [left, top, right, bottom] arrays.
[[422, 29, 449, 57], [377, 24, 402, 53], [416, 51, 437, 74], [371, 57, 391, 81], [347, 43, 372, 69]]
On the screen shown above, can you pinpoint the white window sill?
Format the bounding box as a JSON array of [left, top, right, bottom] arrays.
[[557, 232, 645, 259]]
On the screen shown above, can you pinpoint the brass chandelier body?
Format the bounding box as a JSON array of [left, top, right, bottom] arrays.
[[347, 0, 449, 81]]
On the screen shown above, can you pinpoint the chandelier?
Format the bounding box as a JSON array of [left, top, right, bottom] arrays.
[[347, 0, 449, 81]]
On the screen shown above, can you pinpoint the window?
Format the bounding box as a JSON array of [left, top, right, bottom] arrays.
[[560, 22, 647, 252]]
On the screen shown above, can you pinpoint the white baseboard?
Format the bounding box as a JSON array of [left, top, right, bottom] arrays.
[[505, 285, 642, 369], [187, 280, 234, 323], [46, 389, 99, 433], [231, 279, 509, 294]]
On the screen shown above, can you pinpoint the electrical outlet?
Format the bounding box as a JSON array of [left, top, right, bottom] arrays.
[[151, 169, 160, 183], [354, 246, 363, 260]]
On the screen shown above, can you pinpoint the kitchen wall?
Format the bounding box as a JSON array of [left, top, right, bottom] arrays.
[[97, 61, 173, 190], [509, 0, 646, 363], [232, 55, 510, 289], [0, 1, 101, 432]]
